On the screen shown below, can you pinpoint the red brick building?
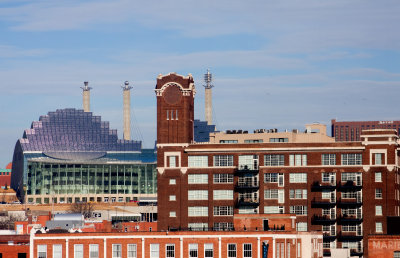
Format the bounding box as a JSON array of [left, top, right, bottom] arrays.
[[331, 119, 400, 141], [155, 73, 400, 257], [0, 162, 12, 189]]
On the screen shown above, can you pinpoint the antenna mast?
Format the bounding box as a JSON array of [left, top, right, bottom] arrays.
[[203, 69, 214, 125]]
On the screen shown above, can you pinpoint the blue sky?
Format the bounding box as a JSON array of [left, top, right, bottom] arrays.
[[0, 0, 399, 167]]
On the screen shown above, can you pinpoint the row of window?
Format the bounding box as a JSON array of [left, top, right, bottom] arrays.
[[185, 153, 366, 168], [37, 244, 136, 258]]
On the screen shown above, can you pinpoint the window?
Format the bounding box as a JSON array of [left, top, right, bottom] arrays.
[[127, 244, 137, 258], [38, 245, 47, 258], [89, 244, 99, 258], [188, 174, 208, 184], [264, 173, 278, 183], [204, 243, 213, 258], [342, 224, 357, 232], [342, 191, 358, 199], [188, 206, 208, 217], [341, 154, 362, 165], [394, 251, 400, 258], [170, 211, 176, 217], [188, 190, 208, 200], [169, 195, 176, 201], [376, 188, 383, 199], [289, 173, 307, 183], [290, 206, 307, 215], [214, 222, 234, 231], [269, 138, 288, 142], [189, 244, 198, 258], [150, 244, 159, 258], [376, 205, 383, 216], [228, 244, 237, 258], [169, 179, 176, 185], [376, 222, 383, 233], [53, 245, 62, 258], [375, 172, 382, 182], [322, 172, 336, 183], [74, 244, 83, 258], [264, 189, 279, 199], [238, 155, 258, 170], [188, 223, 208, 231], [214, 155, 233, 166], [188, 156, 208, 167], [243, 244, 252, 257], [296, 222, 307, 231], [220, 140, 238, 144], [166, 244, 175, 258], [214, 206, 233, 216], [264, 206, 284, 214], [169, 156, 177, 168], [289, 189, 307, 199], [213, 190, 233, 200], [289, 154, 307, 166], [244, 139, 263, 143], [112, 244, 122, 258], [321, 190, 331, 199], [375, 153, 383, 165], [322, 154, 336, 165], [341, 172, 360, 182], [264, 155, 284, 166], [213, 174, 233, 183]]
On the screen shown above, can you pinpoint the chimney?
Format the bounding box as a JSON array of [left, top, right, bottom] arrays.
[[80, 81, 92, 112], [122, 81, 133, 141], [203, 69, 214, 125]]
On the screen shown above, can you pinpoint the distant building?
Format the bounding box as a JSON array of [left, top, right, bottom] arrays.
[[0, 162, 12, 189], [331, 119, 400, 141], [193, 119, 217, 142], [11, 108, 157, 204]]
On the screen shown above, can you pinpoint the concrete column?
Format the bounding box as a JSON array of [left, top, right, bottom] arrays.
[[205, 87, 212, 125]]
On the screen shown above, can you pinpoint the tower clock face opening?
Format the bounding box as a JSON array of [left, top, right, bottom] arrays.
[[163, 84, 182, 105]]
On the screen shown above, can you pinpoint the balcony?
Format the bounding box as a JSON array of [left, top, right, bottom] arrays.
[[311, 181, 336, 192], [236, 197, 259, 208], [337, 181, 362, 192], [337, 215, 363, 224], [235, 165, 259, 176], [338, 232, 363, 241], [337, 198, 362, 208], [350, 249, 364, 257], [234, 182, 259, 192], [311, 198, 336, 208], [311, 215, 336, 225], [323, 232, 337, 241]]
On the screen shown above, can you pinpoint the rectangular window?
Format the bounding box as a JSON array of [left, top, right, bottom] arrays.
[[341, 153, 362, 165], [264, 189, 279, 199], [112, 244, 122, 258], [264, 173, 278, 183], [220, 140, 238, 144], [53, 244, 62, 258], [264, 206, 284, 214], [375, 153, 383, 165], [169, 156, 177, 168], [289, 189, 307, 199], [38, 245, 47, 258], [322, 154, 336, 165], [166, 244, 175, 258], [289, 154, 307, 166], [74, 244, 83, 258], [169, 211, 176, 217], [188, 206, 208, 217], [243, 244, 252, 258], [214, 155, 234, 166], [264, 155, 284, 166], [238, 155, 259, 170], [289, 173, 307, 183], [188, 223, 208, 231], [214, 206, 233, 216], [376, 188, 383, 199], [376, 205, 383, 216], [169, 195, 176, 201], [89, 244, 99, 258], [204, 243, 213, 258], [296, 222, 307, 231], [189, 244, 198, 258], [188, 190, 208, 200], [376, 222, 383, 233], [188, 156, 208, 167], [244, 139, 263, 143], [188, 174, 208, 184], [394, 251, 400, 258], [322, 172, 336, 183], [127, 244, 137, 258], [342, 191, 358, 199], [375, 172, 382, 182], [342, 224, 357, 232], [213, 174, 234, 183], [169, 179, 176, 185], [213, 190, 233, 200], [150, 244, 159, 258], [341, 172, 361, 182], [214, 222, 234, 231], [228, 244, 237, 258], [290, 206, 307, 215]]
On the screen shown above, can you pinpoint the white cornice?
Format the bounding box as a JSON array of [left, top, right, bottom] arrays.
[[157, 143, 189, 148], [185, 147, 365, 153]]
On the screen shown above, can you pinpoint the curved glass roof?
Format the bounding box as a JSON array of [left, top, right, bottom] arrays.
[[19, 108, 141, 152]]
